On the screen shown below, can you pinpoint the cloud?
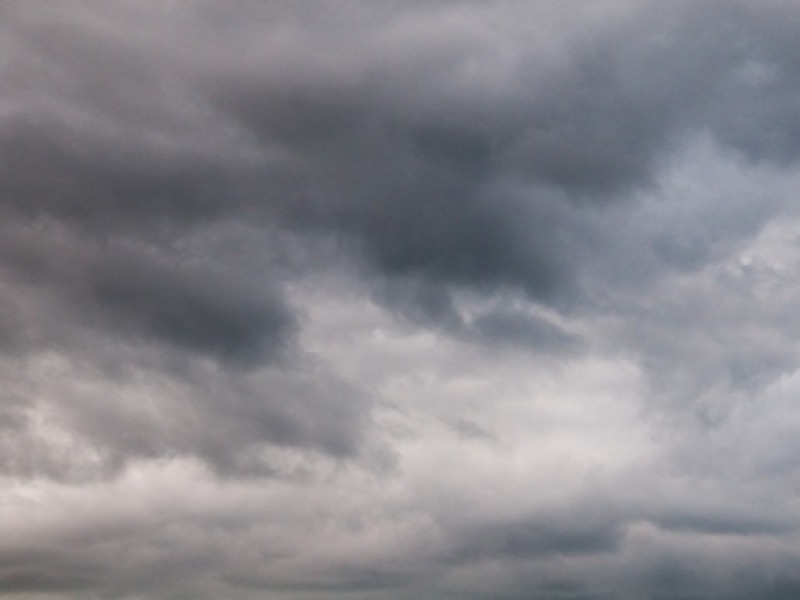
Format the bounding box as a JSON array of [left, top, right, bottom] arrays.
[[2, 1, 800, 599]]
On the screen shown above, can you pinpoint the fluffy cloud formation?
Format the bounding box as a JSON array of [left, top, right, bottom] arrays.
[[3, 1, 800, 599]]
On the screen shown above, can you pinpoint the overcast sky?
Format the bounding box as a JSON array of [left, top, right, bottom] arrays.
[[3, 1, 800, 599]]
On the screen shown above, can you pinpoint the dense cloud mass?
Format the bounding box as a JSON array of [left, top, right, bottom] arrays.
[[3, 1, 800, 598]]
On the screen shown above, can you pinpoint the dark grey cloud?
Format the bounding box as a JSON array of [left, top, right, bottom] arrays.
[[2, 1, 800, 600], [5, 0, 800, 324], [83, 247, 290, 365], [0, 223, 293, 364], [173, 0, 800, 330], [451, 514, 624, 563]]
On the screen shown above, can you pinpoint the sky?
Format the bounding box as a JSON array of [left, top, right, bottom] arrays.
[[2, 1, 800, 599]]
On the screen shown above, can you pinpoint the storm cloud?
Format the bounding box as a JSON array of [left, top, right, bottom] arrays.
[[2, 1, 800, 599]]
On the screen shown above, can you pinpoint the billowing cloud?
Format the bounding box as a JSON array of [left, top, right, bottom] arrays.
[[2, 1, 800, 599]]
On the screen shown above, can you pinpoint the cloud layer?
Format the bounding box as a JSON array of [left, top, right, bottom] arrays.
[[3, 1, 800, 598]]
